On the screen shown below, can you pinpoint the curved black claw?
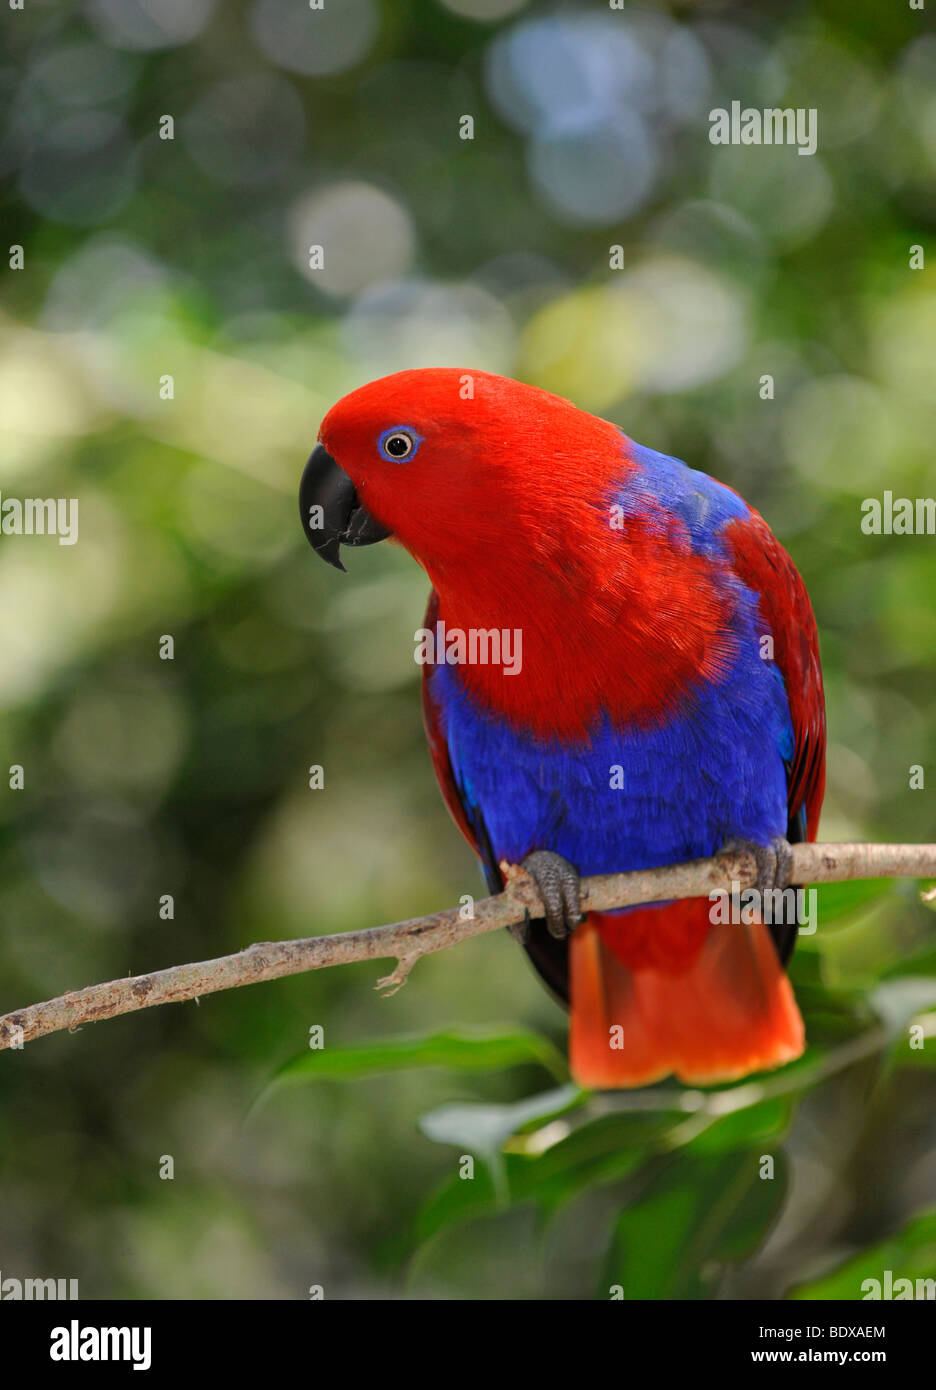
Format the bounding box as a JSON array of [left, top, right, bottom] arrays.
[[521, 850, 585, 940], [719, 835, 793, 894]]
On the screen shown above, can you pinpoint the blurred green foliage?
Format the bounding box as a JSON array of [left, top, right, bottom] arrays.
[[0, 0, 934, 1299]]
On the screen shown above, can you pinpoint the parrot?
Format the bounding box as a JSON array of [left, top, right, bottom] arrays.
[[299, 368, 825, 1088]]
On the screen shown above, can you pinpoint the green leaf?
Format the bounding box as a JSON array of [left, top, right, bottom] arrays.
[[790, 1207, 936, 1300], [416, 1162, 502, 1243], [813, 878, 897, 929], [606, 1149, 786, 1299], [689, 1097, 793, 1153], [871, 977, 936, 1039], [416, 1110, 676, 1243], [267, 1026, 569, 1091], [417, 1084, 584, 1207], [418, 1084, 583, 1156]]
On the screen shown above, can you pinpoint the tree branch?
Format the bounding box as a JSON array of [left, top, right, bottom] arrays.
[[1, 842, 933, 1052]]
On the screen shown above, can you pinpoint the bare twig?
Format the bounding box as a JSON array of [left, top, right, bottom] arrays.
[[1, 842, 933, 1052]]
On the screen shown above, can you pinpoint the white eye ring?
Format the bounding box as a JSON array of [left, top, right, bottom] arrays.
[[379, 428, 420, 462]]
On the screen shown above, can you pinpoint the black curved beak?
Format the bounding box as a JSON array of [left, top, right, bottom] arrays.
[[299, 443, 392, 572]]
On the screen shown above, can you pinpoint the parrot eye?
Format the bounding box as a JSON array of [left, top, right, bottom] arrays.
[[378, 427, 421, 462]]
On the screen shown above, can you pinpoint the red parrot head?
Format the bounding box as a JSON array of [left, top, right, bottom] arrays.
[[300, 367, 625, 585]]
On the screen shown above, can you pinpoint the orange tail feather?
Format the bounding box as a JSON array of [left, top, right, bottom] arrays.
[[569, 903, 805, 1089]]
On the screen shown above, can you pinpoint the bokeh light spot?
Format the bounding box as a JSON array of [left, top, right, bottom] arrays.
[[289, 183, 415, 298], [249, 0, 379, 77]]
